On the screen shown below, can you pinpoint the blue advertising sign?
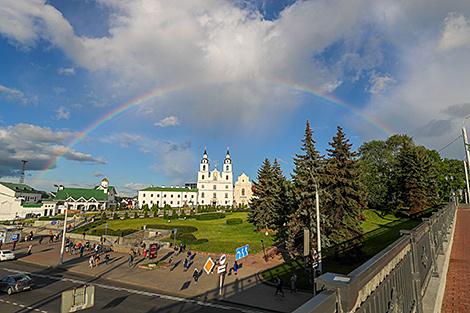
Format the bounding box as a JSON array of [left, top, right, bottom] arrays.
[[11, 233, 19, 241], [235, 244, 249, 261]]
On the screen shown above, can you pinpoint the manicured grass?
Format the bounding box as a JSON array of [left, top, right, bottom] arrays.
[[82, 212, 273, 254], [361, 210, 401, 233]]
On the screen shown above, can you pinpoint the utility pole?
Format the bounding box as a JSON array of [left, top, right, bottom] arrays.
[[464, 161, 469, 203], [462, 127, 470, 203]]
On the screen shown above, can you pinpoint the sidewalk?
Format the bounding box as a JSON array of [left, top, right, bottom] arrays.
[[5, 240, 312, 312], [441, 208, 470, 313]]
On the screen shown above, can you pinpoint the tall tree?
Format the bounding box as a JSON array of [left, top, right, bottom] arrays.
[[287, 120, 328, 254], [249, 159, 277, 230], [271, 159, 293, 242], [323, 126, 364, 245]]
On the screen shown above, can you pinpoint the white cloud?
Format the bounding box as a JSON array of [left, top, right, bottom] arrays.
[[57, 67, 75, 76], [438, 13, 470, 51], [0, 123, 105, 177], [368, 73, 396, 95], [0, 84, 28, 104], [155, 116, 179, 127], [55, 106, 70, 120], [124, 182, 147, 191]]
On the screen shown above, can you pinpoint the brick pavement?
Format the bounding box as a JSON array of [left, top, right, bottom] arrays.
[[441, 208, 470, 313]]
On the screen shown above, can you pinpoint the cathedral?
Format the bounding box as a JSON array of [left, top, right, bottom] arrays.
[[196, 149, 234, 206]]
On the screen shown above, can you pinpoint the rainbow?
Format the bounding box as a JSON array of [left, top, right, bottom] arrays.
[[42, 79, 392, 172]]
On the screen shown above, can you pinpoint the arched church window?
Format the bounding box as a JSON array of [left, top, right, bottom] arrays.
[[242, 188, 245, 196], [202, 175, 205, 179], [226, 175, 229, 180], [201, 193, 205, 198], [225, 193, 228, 198], [203, 165, 206, 171], [213, 193, 217, 198], [226, 165, 229, 171], [213, 185, 217, 190]]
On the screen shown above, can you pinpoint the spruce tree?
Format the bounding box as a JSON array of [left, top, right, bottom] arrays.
[[271, 159, 293, 242], [249, 159, 277, 230], [323, 126, 364, 245], [287, 120, 327, 254]]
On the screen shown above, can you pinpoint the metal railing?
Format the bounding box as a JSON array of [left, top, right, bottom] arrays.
[[293, 201, 457, 313]]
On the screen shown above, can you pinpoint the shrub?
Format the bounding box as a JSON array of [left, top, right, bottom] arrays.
[[124, 212, 129, 219], [113, 212, 118, 219], [195, 213, 226, 220], [134, 212, 138, 218], [226, 218, 243, 225], [38, 216, 65, 221], [177, 233, 208, 245]]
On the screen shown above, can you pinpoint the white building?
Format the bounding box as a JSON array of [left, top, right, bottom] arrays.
[[197, 149, 234, 206], [234, 173, 253, 207], [0, 182, 45, 220], [138, 186, 198, 208]]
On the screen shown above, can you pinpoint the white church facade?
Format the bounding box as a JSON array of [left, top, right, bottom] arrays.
[[138, 148, 252, 208], [196, 149, 234, 206]]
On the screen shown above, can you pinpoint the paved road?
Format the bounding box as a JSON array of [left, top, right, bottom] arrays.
[[0, 261, 263, 313]]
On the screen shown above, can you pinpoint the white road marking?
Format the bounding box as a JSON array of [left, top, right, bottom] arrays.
[[0, 297, 49, 313], [1, 267, 260, 313]]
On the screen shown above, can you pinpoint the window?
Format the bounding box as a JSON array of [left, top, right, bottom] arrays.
[[202, 175, 205, 179], [202, 185, 205, 188], [164, 201, 166, 205], [213, 185, 217, 190], [226, 175, 229, 180], [177, 202, 180, 205], [150, 201, 153, 204], [225, 193, 228, 198], [213, 193, 217, 198], [143, 194, 145, 197], [201, 200, 204, 204], [226, 165, 229, 171], [184, 195, 187, 198], [151, 194, 153, 197], [191, 195, 194, 198], [171, 194, 173, 198], [142, 200, 146, 204], [163, 194, 166, 198], [203, 165, 206, 171], [226, 185, 228, 189], [178, 194, 180, 198], [170, 201, 173, 205], [225, 201, 228, 204], [201, 192, 205, 198], [241, 188, 245, 196]]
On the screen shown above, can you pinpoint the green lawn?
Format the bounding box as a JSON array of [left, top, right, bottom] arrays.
[[81, 212, 273, 254], [361, 210, 402, 233]]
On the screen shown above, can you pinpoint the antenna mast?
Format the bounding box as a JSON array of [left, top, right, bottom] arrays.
[[19, 160, 28, 184]]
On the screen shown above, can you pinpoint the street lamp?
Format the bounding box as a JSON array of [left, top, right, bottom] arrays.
[[55, 184, 68, 266], [461, 116, 470, 203], [307, 167, 322, 274]]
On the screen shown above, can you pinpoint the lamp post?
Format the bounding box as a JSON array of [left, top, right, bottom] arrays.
[[461, 116, 470, 203], [307, 167, 322, 274], [55, 184, 68, 266], [261, 239, 267, 262]]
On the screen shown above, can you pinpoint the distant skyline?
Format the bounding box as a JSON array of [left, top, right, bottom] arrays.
[[1, 0, 470, 195]]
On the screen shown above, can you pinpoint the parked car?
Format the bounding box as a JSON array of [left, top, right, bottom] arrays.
[[0, 250, 15, 261], [0, 274, 33, 295]]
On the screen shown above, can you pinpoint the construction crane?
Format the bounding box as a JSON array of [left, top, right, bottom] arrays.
[[19, 160, 28, 184]]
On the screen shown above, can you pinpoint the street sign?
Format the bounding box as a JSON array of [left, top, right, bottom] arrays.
[[10, 233, 18, 241], [235, 244, 249, 261], [217, 264, 227, 274], [219, 254, 227, 265], [203, 257, 215, 274]]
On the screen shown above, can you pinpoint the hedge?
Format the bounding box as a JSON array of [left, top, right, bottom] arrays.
[[88, 228, 135, 237], [176, 233, 208, 245], [195, 213, 226, 220], [226, 218, 243, 225], [146, 224, 197, 233]]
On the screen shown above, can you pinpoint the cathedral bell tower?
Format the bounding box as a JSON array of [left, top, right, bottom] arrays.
[[223, 148, 232, 182]]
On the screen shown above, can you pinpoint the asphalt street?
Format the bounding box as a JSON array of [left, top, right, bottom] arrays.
[[0, 260, 264, 313]]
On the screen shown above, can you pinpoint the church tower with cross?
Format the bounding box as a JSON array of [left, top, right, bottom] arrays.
[[196, 148, 234, 206]]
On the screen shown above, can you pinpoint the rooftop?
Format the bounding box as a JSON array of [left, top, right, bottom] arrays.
[[140, 186, 198, 192], [55, 188, 108, 201], [0, 182, 40, 194]]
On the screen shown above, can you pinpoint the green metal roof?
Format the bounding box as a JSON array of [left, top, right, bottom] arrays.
[[22, 203, 42, 208], [0, 182, 39, 194], [141, 186, 198, 192], [55, 188, 108, 201]]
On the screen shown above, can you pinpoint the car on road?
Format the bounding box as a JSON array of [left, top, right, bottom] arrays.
[[0, 250, 15, 261], [0, 274, 33, 295]]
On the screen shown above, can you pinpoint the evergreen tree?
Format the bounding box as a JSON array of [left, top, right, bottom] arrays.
[[249, 159, 277, 229], [287, 120, 327, 254], [271, 159, 293, 242], [323, 127, 364, 245]]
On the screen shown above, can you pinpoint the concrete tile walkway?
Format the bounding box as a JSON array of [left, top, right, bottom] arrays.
[[442, 208, 470, 313]]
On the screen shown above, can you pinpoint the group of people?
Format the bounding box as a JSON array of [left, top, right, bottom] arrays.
[[89, 253, 111, 268], [274, 273, 298, 297]]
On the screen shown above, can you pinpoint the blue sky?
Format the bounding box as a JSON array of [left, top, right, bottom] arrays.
[[1, 0, 470, 195]]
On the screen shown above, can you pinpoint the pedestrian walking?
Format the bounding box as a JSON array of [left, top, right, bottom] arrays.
[[233, 261, 239, 275], [290, 273, 297, 293], [128, 253, 134, 267], [193, 268, 199, 284], [274, 276, 285, 297], [12, 240, 17, 251], [27, 244, 32, 255], [95, 255, 101, 266], [104, 254, 110, 265], [80, 245, 84, 257], [183, 258, 189, 271], [38, 236, 43, 245], [89, 255, 94, 268]]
